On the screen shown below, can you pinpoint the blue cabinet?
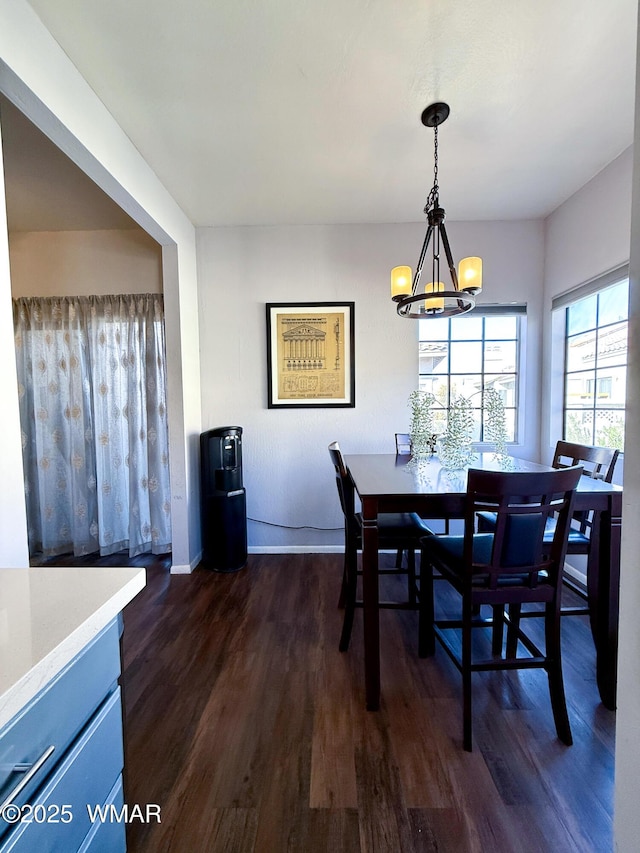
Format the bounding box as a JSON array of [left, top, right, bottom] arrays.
[[0, 618, 127, 852]]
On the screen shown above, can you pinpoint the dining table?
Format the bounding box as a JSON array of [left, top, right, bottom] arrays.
[[344, 452, 623, 713]]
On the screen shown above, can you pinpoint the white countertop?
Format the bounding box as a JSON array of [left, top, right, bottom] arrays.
[[0, 567, 146, 730]]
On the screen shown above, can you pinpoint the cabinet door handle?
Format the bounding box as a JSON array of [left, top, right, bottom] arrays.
[[0, 745, 55, 813]]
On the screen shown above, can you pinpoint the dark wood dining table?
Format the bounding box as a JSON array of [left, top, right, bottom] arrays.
[[344, 452, 623, 712]]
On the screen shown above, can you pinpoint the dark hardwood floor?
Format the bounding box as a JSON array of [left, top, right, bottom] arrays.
[[120, 553, 615, 853]]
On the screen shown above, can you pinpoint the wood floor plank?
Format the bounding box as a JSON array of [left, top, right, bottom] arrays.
[[407, 808, 471, 853], [252, 665, 316, 851], [145, 807, 259, 853], [309, 658, 359, 809], [354, 706, 417, 853], [118, 552, 614, 852], [378, 612, 458, 809]]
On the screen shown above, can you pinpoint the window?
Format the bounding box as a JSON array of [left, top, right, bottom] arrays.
[[563, 278, 628, 450], [418, 309, 522, 442]]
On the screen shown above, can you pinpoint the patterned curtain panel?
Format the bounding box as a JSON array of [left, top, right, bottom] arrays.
[[13, 294, 172, 558]]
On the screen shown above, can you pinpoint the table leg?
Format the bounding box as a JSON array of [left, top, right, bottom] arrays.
[[588, 500, 621, 710], [361, 505, 380, 711]]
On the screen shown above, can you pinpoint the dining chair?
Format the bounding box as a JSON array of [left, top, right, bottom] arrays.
[[394, 433, 413, 568], [552, 439, 619, 482], [549, 440, 619, 606], [419, 465, 582, 751], [395, 432, 451, 541], [328, 441, 432, 651], [478, 440, 619, 612], [395, 433, 412, 455]]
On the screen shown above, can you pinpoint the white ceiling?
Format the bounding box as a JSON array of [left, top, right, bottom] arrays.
[[9, 0, 640, 228]]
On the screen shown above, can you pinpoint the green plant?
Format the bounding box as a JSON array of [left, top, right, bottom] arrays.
[[565, 413, 592, 445], [483, 387, 508, 458], [439, 394, 475, 470], [407, 390, 438, 456], [595, 417, 625, 452]]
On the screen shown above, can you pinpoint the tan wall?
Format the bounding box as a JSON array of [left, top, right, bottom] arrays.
[[8, 228, 162, 297]]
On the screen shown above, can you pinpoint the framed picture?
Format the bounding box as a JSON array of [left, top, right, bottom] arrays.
[[266, 302, 355, 408]]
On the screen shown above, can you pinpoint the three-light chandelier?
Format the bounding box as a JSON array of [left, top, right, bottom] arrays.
[[391, 102, 482, 318]]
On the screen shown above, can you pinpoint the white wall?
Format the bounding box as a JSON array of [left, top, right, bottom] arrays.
[[0, 0, 202, 572], [197, 219, 544, 549], [0, 116, 28, 566], [544, 147, 633, 299], [614, 11, 640, 848], [541, 148, 633, 461], [540, 129, 638, 853], [9, 229, 162, 297]]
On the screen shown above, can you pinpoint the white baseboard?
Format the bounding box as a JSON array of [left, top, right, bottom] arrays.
[[172, 547, 347, 570], [564, 561, 587, 587], [170, 550, 202, 574], [173, 551, 590, 573]]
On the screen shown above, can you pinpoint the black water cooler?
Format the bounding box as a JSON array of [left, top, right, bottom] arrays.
[[200, 426, 247, 572]]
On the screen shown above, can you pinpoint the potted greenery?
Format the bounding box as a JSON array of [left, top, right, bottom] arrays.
[[483, 387, 509, 459], [407, 390, 439, 457], [438, 394, 476, 470]]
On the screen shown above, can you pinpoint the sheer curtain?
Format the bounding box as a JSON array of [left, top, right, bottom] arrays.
[[13, 294, 172, 558]]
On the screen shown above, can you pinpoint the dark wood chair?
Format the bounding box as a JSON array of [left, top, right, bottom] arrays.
[[548, 440, 619, 608], [419, 465, 582, 751], [478, 440, 619, 613], [394, 433, 413, 567], [395, 433, 412, 455], [552, 439, 619, 482], [328, 441, 432, 652]]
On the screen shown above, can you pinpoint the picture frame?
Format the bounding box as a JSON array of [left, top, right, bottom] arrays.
[[266, 302, 355, 408]]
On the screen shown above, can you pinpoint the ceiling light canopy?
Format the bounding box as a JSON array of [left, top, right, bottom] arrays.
[[391, 102, 482, 319]]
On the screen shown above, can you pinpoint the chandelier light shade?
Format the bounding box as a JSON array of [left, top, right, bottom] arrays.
[[425, 280, 445, 312], [458, 256, 483, 295], [390, 265, 412, 299], [391, 102, 481, 318]]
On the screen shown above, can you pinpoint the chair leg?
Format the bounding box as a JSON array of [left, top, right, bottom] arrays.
[[506, 603, 521, 658], [585, 547, 600, 639], [337, 522, 353, 609], [407, 548, 417, 606], [544, 603, 573, 746], [462, 594, 474, 751], [395, 547, 403, 568], [418, 552, 435, 658], [337, 552, 348, 609], [339, 539, 358, 652], [491, 604, 504, 656], [338, 577, 357, 652]]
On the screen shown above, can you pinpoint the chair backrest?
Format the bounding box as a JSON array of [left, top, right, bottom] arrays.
[[395, 433, 412, 455], [552, 440, 619, 483], [465, 466, 582, 591], [552, 440, 619, 536], [328, 441, 356, 528]]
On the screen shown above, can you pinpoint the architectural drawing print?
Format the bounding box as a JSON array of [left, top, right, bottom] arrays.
[[266, 303, 355, 408], [282, 324, 326, 371]]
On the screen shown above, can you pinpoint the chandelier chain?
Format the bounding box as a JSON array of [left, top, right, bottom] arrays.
[[424, 124, 439, 214]]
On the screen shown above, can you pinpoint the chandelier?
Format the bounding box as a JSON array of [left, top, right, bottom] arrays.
[[391, 102, 482, 318]]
